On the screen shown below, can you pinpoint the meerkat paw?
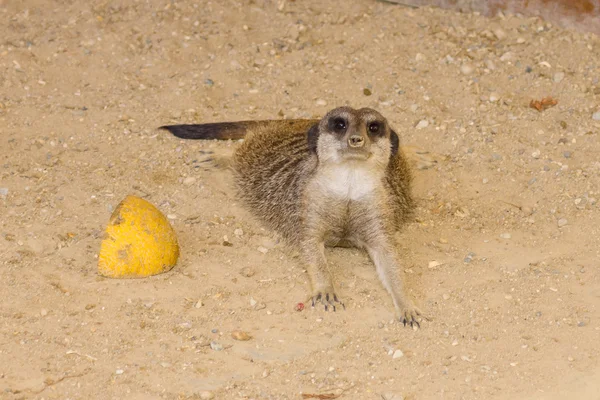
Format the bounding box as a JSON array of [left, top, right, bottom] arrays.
[[397, 305, 423, 328], [310, 288, 345, 312]]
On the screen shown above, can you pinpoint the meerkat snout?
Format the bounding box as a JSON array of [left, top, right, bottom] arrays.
[[348, 135, 365, 148]]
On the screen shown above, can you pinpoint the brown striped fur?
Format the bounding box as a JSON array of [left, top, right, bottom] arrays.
[[160, 107, 422, 326]]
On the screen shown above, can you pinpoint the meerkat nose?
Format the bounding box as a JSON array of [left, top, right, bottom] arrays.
[[348, 135, 365, 148]]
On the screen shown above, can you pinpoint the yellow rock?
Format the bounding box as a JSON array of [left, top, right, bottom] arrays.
[[98, 195, 179, 278]]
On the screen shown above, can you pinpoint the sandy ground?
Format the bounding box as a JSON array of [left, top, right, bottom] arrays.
[[1, 1, 600, 399]]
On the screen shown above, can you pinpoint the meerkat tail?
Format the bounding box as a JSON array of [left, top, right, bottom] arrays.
[[160, 119, 317, 140], [159, 121, 255, 140]]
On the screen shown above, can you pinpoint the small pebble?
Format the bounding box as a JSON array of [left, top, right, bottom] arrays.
[[415, 120, 429, 129], [231, 330, 252, 341], [578, 321, 586, 327], [593, 111, 600, 121], [234, 228, 244, 236], [363, 88, 372, 96], [557, 218, 568, 227], [460, 64, 474, 75], [204, 79, 214, 86], [563, 151, 571, 159], [463, 252, 475, 263], [257, 246, 268, 254], [177, 322, 192, 330], [183, 176, 196, 185], [316, 99, 327, 106], [500, 233, 511, 239], [199, 391, 214, 400], [489, 92, 499, 102], [0, 188, 8, 198], [249, 297, 257, 307], [428, 260, 442, 269], [531, 150, 541, 159], [553, 72, 565, 83], [240, 266, 255, 277], [194, 300, 204, 308], [382, 393, 404, 400], [115, 369, 124, 375], [493, 28, 506, 40], [40, 309, 48, 317], [442, 294, 450, 300], [210, 341, 223, 351], [392, 349, 404, 359], [560, 121, 567, 129], [211, 328, 218, 333]]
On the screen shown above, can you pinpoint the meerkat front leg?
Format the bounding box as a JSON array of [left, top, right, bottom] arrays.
[[365, 242, 421, 327], [301, 238, 345, 312]]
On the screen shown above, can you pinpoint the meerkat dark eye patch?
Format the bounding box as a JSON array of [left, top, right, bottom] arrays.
[[367, 121, 384, 137], [307, 124, 320, 153], [329, 117, 347, 135]]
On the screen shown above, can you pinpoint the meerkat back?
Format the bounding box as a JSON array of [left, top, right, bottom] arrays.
[[232, 120, 318, 243]]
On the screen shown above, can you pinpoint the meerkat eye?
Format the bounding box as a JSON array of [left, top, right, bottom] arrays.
[[368, 122, 381, 135], [330, 117, 347, 133]]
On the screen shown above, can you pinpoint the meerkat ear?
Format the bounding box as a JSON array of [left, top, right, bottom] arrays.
[[307, 124, 320, 153], [390, 129, 400, 157]]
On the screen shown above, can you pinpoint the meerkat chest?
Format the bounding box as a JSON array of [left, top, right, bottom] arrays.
[[314, 164, 383, 201]]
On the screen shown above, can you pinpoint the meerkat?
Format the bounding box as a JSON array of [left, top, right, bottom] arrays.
[[161, 107, 422, 327]]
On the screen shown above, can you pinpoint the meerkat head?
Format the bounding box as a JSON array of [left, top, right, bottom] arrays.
[[308, 107, 399, 167]]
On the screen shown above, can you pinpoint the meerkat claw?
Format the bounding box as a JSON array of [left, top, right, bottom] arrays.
[[311, 291, 344, 312]]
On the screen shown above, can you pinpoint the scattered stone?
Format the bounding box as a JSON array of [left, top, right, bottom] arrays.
[[560, 121, 567, 129], [234, 228, 244, 236], [489, 92, 499, 102], [177, 322, 192, 330], [500, 52, 514, 62], [210, 341, 224, 351], [250, 297, 257, 307], [415, 119, 429, 129], [204, 79, 214, 86], [428, 260, 442, 269], [415, 53, 425, 62], [392, 349, 404, 359], [460, 63, 474, 75], [257, 246, 269, 254], [463, 252, 475, 263], [199, 391, 214, 399], [442, 294, 450, 300], [382, 392, 404, 400], [563, 151, 572, 159], [316, 99, 327, 106], [553, 72, 565, 83], [115, 369, 124, 375], [239, 266, 255, 277], [0, 188, 8, 198], [578, 321, 586, 327], [592, 111, 600, 121], [231, 330, 252, 341], [40, 309, 48, 317], [531, 150, 541, 159], [363, 88, 372, 96], [194, 299, 204, 308], [557, 218, 568, 227], [183, 176, 196, 185], [493, 28, 507, 40], [294, 302, 305, 312], [516, 37, 526, 44], [500, 233, 511, 239], [222, 235, 233, 246]]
